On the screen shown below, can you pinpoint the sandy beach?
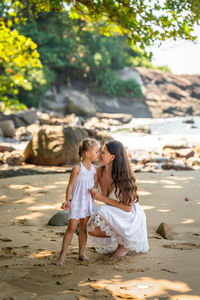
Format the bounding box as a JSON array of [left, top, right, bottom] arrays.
[[0, 170, 200, 299]]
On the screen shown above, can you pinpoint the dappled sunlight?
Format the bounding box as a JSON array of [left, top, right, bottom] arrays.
[[138, 180, 158, 184], [28, 203, 60, 211], [160, 179, 177, 184], [181, 218, 195, 224], [13, 197, 36, 204], [16, 212, 44, 220], [162, 185, 182, 189], [29, 250, 54, 259], [54, 181, 68, 185], [7, 184, 41, 191], [141, 205, 155, 211], [170, 296, 200, 300], [138, 190, 152, 196], [157, 209, 174, 212], [79, 276, 192, 299]]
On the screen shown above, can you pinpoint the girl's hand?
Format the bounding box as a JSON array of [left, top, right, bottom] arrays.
[[61, 200, 70, 210]]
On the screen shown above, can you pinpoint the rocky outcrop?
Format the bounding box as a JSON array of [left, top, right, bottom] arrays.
[[42, 88, 97, 115], [136, 67, 200, 117], [24, 125, 88, 165], [65, 89, 97, 115], [40, 67, 200, 118]]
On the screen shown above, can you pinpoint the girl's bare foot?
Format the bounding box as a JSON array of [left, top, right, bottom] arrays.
[[110, 245, 129, 259], [55, 255, 65, 266], [79, 254, 89, 261]]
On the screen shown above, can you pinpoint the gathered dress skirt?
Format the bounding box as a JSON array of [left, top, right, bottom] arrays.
[[87, 202, 149, 253]]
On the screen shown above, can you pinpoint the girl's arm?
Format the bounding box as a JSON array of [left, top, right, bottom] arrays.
[[90, 189, 133, 212], [61, 165, 80, 210]]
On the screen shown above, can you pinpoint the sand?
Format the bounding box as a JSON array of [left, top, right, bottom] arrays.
[[0, 170, 200, 299]]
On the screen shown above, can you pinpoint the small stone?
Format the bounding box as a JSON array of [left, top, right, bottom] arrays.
[[185, 197, 190, 201], [156, 222, 174, 240]]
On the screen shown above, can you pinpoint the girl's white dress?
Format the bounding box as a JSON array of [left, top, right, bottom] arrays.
[[69, 162, 96, 220], [87, 189, 149, 253]]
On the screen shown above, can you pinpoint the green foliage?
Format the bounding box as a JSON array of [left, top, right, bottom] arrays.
[[65, 0, 199, 51], [95, 69, 142, 98], [15, 11, 143, 100], [0, 20, 44, 112]]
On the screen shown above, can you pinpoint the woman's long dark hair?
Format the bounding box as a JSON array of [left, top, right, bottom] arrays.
[[105, 140, 138, 204]]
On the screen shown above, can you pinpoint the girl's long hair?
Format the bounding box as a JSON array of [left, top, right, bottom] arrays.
[[105, 140, 138, 204]]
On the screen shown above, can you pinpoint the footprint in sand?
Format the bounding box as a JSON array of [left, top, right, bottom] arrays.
[[0, 238, 12, 242], [163, 242, 200, 250], [114, 266, 149, 273]]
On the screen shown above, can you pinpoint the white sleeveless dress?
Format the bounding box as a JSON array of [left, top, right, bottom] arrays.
[[69, 162, 96, 220], [87, 189, 149, 253]]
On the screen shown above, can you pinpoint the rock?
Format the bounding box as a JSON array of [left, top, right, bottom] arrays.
[[136, 67, 200, 117], [85, 128, 113, 144], [0, 145, 15, 152], [96, 113, 132, 124], [162, 147, 195, 159], [116, 67, 144, 87], [161, 162, 193, 171], [65, 90, 97, 115], [186, 157, 200, 168], [0, 128, 3, 137], [4, 151, 24, 166], [131, 126, 151, 134], [0, 120, 15, 137], [194, 146, 200, 157], [15, 127, 31, 141], [183, 118, 195, 124], [48, 211, 70, 226], [42, 88, 68, 114], [42, 99, 67, 114], [191, 86, 200, 99], [37, 111, 50, 125], [24, 125, 88, 165], [64, 114, 83, 126], [11, 108, 37, 128], [156, 222, 174, 240], [48, 211, 79, 234]]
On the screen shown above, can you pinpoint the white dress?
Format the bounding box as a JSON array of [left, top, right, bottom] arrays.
[[87, 189, 149, 252], [69, 162, 96, 220]]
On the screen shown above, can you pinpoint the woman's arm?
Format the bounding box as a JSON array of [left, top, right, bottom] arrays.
[[91, 189, 133, 212]]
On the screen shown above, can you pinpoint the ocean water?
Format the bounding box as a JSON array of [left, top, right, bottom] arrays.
[[112, 116, 200, 159]]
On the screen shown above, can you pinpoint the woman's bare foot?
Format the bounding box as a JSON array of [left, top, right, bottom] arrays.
[[79, 254, 89, 261], [110, 245, 129, 259]]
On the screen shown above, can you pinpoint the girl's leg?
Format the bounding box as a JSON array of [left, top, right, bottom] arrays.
[[78, 216, 90, 260], [55, 218, 79, 265]]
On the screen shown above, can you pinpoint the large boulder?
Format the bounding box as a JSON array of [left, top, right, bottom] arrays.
[[65, 90, 97, 115], [42, 89, 68, 114], [11, 108, 37, 128], [0, 120, 15, 137], [24, 125, 88, 165], [116, 67, 144, 87]]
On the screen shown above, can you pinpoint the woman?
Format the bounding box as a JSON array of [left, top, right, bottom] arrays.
[[87, 140, 149, 258]]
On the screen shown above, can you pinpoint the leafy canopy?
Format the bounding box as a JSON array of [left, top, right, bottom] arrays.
[[15, 0, 200, 50]]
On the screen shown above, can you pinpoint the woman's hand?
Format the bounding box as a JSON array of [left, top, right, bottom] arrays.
[[89, 188, 102, 201]]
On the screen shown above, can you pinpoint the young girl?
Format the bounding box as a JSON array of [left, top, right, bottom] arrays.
[[55, 138, 99, 265]]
